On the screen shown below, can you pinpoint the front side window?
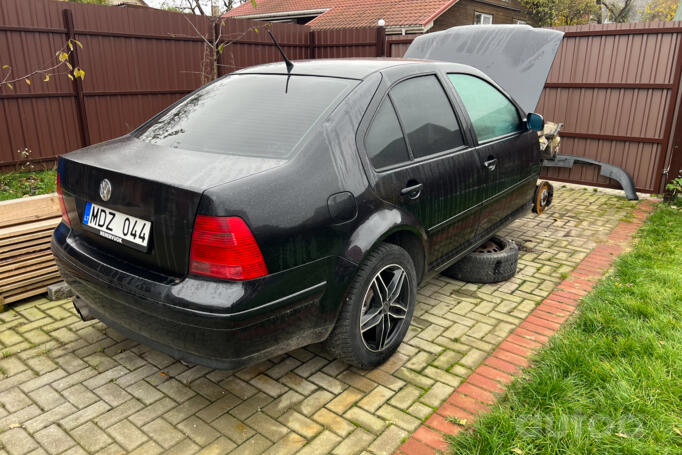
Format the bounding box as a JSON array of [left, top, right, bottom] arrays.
[[365, 98, 410, 169], [134, 75, 356, 158], [474, 12, 493, 24], [448, 74, 522, 143], [389, 75, 465, 159]]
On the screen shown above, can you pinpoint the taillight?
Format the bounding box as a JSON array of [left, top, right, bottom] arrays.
[[56, 174, 71, 226], [189, 216, 268, 281]]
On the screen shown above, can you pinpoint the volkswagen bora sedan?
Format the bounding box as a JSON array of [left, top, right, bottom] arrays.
[[52, 58, 545, 370]]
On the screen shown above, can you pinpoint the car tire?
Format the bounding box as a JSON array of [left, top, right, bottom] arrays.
[[442, 236, 518, 284], [325, 243, 417, 369]]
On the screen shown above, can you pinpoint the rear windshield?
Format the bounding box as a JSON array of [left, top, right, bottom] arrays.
[[134, 74, 357, 158]]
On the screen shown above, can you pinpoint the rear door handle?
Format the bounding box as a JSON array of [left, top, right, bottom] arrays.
[[484, 158, 498, 171], [401, 182, 423, 199]]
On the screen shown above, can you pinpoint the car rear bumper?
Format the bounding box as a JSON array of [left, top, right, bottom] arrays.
[[51, 223, 356, 370]]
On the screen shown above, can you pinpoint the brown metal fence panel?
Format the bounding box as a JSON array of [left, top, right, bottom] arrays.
[[313, 28, 381, 58], [218, 20, 311, 76], [538, 22, 682, 193]]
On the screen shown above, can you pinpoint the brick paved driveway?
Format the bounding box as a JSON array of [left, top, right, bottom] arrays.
[[0, 187, 638, 455]]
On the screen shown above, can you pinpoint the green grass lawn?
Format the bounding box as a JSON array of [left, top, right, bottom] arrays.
[[449, 202, 682, 455], [0, 169, 57, 201]]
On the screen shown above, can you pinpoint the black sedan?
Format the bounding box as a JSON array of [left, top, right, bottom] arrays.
[[53, 56, 548, 370]]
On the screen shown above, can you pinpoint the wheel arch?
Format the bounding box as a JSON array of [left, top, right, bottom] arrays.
[[342, 207, 428, 284]]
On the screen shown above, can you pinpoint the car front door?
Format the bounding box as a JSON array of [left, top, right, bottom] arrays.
[[360, 74, 487, 269], [447, 74, 540, 237]]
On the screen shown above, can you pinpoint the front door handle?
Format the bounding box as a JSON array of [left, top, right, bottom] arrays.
[[401, 182, 423, 199], [484, 157, 498, 171]]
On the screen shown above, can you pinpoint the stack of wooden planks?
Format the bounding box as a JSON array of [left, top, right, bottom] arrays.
[[0, 193, 62, 311]]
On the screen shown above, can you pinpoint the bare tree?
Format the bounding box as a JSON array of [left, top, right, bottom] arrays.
[[600, 0, 636, 22]]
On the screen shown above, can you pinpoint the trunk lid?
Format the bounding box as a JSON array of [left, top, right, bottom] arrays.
[[405, 25, 564, 114], [60, 136, 285, 278]]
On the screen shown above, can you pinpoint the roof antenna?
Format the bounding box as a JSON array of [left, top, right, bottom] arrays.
[[267, 30, 294, 74]]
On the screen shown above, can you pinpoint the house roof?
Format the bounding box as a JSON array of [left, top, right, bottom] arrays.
[[224, 0, 459, 31]]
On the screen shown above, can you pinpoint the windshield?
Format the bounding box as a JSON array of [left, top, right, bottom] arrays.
[[134, 74, 357, 158]]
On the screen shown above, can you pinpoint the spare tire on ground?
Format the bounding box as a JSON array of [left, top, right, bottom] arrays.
[[442, 236, 519, 283]]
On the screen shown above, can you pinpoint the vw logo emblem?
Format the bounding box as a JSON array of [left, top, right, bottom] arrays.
[[99, 179, 112, 202]]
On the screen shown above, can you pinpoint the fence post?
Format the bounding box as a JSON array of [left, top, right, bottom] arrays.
[[375, 26, 386, 57], [309, 30, 316, 59], [63, 8, 90, 147]]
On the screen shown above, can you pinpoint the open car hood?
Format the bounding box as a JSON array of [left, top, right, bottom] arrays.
[[404, 25, 564, 114]]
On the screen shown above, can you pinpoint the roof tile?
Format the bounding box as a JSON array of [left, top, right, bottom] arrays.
[[225, 0, 459, 29]]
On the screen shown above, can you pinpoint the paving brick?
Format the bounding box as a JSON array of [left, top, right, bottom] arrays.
[[343, 407, 385, 434], [94, 399, 144, 429], [157, 379, 196, 403], [107, 419, 149, 451], [71, 422, 113, 452], [18, 369, 67, 394], [278, 410, 322, 439], [258, 390, 302, 419], [0, 428, 38, 455], [262, 432, 306, 455], [331, 427, 374, 455], [194, 393, 240, 422], [230, 434, 272, 455], [295, 430, 341, 455], [0, 388, 32, 413], [388, 385, 421, 410], [165, 438, 200, 455], [126, 380, 165, 406], [367, 425, 408, 455], [211, 412, 255, 444], [34, 424, 76, 455], [357, 385, 393, 413], [413, 425, 448, 451], [177, 416, 220, 446], [194, 436, 236, 455], [376, 404, 422, 432], [311, 408, 355, 438], [128, 397, 176, 427], [142, 418, 184, 449], [229, 392, 272, 421], [297, 389, 333, 417], [245, 413, 289, 442], [398, 437, 437, 455], [325, 387, 364, 415], [23, 402, 78, 433]]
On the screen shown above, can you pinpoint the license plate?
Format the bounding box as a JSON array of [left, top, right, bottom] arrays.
[[82, 202, 151, 251]]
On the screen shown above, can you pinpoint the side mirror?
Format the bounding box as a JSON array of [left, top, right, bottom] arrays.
[[527, 113, 544, 131]]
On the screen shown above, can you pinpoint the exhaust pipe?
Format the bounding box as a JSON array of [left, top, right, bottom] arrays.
[[73, 295, 94, 321]]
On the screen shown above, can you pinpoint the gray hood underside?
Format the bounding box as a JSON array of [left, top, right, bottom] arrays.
[[405, 25, 564, 114]]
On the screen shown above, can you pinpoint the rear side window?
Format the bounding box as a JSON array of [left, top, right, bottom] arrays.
[[365, 99, 410, 169], [134, 75, 356, 158], [448, 74, 522, 142], [389, 75, 465, 159]]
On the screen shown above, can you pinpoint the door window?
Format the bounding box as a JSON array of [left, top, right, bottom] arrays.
[[389, 76, 465, 159], [448, 74, 522, 143], [365, 98, 410, 169]]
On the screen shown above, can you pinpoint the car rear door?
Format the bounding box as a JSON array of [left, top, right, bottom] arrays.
[[447, 73, 540, 237], [359, 73, 486, 269]]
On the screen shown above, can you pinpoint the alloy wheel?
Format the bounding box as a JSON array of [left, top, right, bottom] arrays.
[[359, 264, 410, 352]]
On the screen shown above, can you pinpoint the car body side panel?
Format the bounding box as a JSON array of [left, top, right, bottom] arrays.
[[477, 131, 541, 235]]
